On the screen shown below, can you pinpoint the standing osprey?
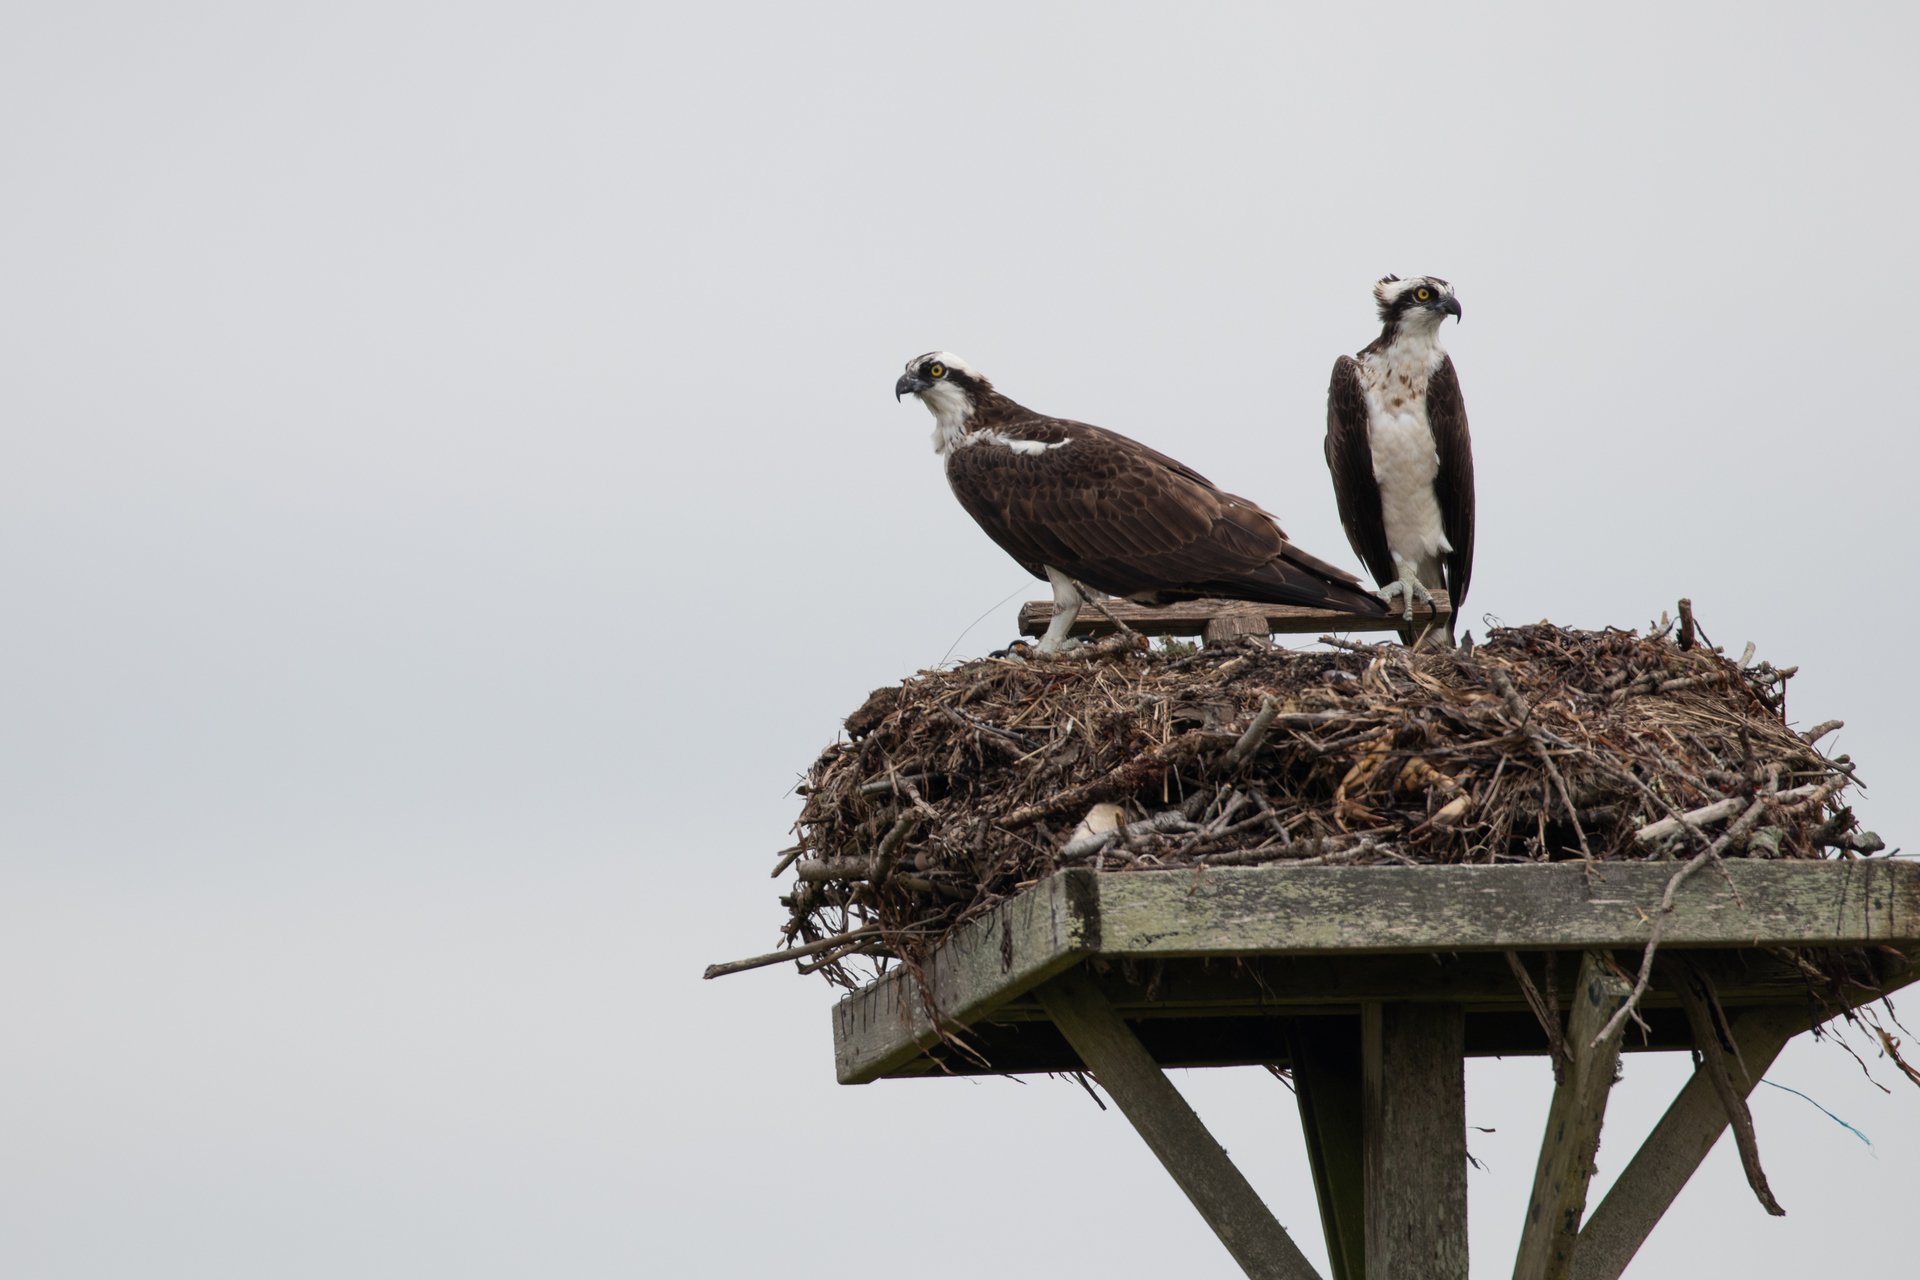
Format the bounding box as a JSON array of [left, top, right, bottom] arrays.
[[895, 351, 1384, 652], [1324, 276, 1475, 644]]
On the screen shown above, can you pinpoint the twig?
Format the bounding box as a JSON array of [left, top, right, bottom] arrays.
[[1591, 793, 1775, 1048], [770, 845, 805, 878], [1801, 719, 1844, 746], [869, 811, 922, 881], [939, 704, 1034, 749], [1634, 785, 1820, 845], [702, 925, 883, 980], [1677, 597, 1695, 651], [1506, 951, 1569, 1076], [1074, 584, 1142, 641], [860, 773, 929, 797], [1224, 697, 1279, 767], [1060, 804, 1202, 859], [795, 857, 877, 882], [1493, 671, 1593, 860], [1675, 960, 1785, 1214]]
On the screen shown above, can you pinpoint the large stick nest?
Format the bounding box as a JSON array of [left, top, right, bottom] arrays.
[[777, 619, 1876, 988]]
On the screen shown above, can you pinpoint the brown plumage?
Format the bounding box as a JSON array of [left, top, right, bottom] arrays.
[[1324, 276, 1476, 644], [897, 352, 1383, 621]]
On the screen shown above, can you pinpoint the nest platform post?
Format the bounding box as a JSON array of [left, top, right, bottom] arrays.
[[830, 861, 1920, 1280]]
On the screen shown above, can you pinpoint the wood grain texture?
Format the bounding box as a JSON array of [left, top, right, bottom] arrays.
[[832, 873, 1088, 1084], [1034, 970, 1325, 1280], [1363, 1003, 1468, 1280], [830, 862, 1920, 1082], [1205, 607, 1276, 648], [1089, 860, 1920, 957], [1289, 1019, 1366, 1280], [1512, 953, 1631, 1280], [1571, 1006, 1804, 1280], [1017, 591, 1452, 638]]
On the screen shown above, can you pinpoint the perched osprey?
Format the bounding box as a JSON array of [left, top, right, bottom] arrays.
[[1324, 276, 1475, 644], [895, 351, 1384, 651]]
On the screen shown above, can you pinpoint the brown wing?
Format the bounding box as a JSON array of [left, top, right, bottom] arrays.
[[946, 418, 1380, 612], [1323, 355, 1395, 589], [1427, 355, 1475, 611]]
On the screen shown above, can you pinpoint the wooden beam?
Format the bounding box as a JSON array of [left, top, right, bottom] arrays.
[[1017, 592, 1451, 640], [977, 949, 1853, 1021], [831, 863, 1920, 1082], [1089, 860, 1920, 956], [1288, 1019, 1366, 1280], [1571, 1005, 1805, 1280], [1512, 952, 1632, 1280], [832, 873, 1089, 1083], [1034, 969, 1325, 1280], [1363, 1003, 1468, 1280]]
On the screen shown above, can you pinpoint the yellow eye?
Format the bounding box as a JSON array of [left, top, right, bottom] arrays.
[[1415, 287, 1432, 302], [928, 362, 946, 378]]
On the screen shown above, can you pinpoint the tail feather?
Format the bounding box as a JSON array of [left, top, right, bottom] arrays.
[[1201, 558, 1389, 615]]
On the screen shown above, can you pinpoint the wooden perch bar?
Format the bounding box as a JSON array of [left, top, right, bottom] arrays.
[[1017, 591, 1453, 640]]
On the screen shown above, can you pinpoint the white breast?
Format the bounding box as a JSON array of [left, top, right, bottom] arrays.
[[1359, 332, 1453, 573]]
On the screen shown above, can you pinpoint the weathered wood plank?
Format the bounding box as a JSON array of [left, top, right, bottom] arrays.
[[1288, 1019, 1366, 1280], [1363, 1003, 1468, 1280], [1205, 606, 1277, 648], [979, 949, 1854, 1020], [832, 874, 1091, 1083], [1034, 969, 1325, 1280], [1017, 592, 1452, 639], [830, 863, 1920, 1082], [1570, 1005, 1805, 1280], [1512, 953, 1631, 1280], [1090, 860, 1920, 957]]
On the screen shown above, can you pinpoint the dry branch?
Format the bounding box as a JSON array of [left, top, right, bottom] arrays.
[[1674, 961, 1785, 1215]]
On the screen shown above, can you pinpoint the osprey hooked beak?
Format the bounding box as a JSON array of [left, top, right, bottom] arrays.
[[895, 371, 931, 401], [1436, 295, 1462, 321]]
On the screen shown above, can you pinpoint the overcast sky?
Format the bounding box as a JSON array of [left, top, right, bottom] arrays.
[[2, 3, 1916, 1277]]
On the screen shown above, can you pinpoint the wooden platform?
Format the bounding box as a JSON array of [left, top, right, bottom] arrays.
[[835, 860, 1920, 1084], [829, 859, 1920, 1280]]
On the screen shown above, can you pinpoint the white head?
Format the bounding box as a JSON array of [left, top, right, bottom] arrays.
[[894, 351, 992, 455], [1372, 275, 1463, 336]]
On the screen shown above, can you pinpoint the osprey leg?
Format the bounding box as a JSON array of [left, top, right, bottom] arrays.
[[1037, 566, 1084, 653]]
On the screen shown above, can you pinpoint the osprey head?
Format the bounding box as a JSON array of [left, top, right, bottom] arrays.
[[894, 351, 990, 402], [895, 351, 995, 453], [1373, 275, 1462, 328]]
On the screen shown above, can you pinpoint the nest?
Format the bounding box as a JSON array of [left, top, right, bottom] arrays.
[[771, 616, 1880, 988]]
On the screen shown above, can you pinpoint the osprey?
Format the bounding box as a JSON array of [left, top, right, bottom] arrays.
[[1324, 275, 1475, 644], [895, 351, 1384, 652]]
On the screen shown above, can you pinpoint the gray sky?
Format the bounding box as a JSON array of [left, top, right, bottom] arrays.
[[2, 3, 1915, 1276]]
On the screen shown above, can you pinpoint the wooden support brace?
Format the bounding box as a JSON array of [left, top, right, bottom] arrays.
[[1034, 969, 1324, 1280], [1512, 952, 1631, 1280], [1571, 1005, 1804, 1280], [1362, 1003, 1468, 1280], [1287, 1019, 1366, 1280]]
